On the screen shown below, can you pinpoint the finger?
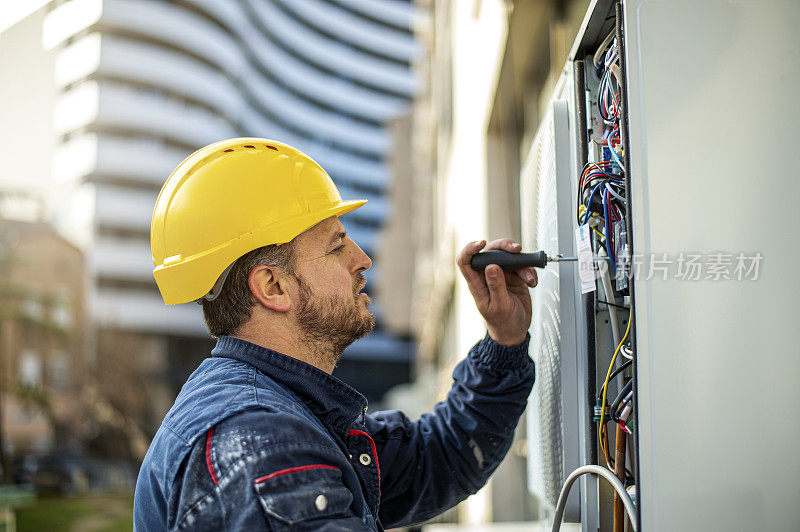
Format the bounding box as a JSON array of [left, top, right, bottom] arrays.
[[519, 267, 538, 287], [456, 240, 487, 270], [484, 238, 522, 253], [457, 240, 490, 302], [484, 265, 511, 308]]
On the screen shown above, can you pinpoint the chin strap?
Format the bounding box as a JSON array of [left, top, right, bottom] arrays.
[[196, 262, 236, 305]]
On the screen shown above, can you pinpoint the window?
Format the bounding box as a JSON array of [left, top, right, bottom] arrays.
[[48, 351, 70, 390], [19, 350, 42, 387], [21, 298, 43, 320], [51, 302, 72, 329]]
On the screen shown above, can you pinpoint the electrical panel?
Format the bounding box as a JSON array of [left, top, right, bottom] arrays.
[[524, 2, 636, 529], [574, 7, 637, 528], [524, 0, 800, 530]]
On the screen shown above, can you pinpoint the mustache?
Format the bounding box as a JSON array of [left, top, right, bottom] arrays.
[[353, 273, 367, 295]]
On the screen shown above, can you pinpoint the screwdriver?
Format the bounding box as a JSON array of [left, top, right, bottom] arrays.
[[470, 250, 577, 271]]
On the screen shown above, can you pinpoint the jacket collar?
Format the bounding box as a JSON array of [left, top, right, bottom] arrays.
[[211, 335, 368, 434]]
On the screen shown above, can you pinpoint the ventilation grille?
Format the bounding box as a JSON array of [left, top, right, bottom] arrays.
[[522, 102, 564, 510], [223, 144, 279, 153]]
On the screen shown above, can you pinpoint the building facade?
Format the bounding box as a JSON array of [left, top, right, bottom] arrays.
[[405, 0, 590, 527], [1, 0, 422, 434], [0, 218, 87, 462]]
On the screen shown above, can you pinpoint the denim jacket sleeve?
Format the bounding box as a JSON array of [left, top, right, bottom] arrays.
[[366, 333, 535, 528], [170, 334, 532, 530], [171, 409, 373, 531]]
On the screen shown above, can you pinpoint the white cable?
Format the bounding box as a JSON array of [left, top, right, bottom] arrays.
[[618, 390, 634, 416], [620, 344, 634, 360], [604, 40, 619, 68], [619, 402, 633, 423], [605, 182, 625, 202], [593, 30, 616, 67], [611, 62, 624, 86], [551, 465, 638, 532]]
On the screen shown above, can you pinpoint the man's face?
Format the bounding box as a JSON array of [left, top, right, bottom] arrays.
[[290, 217, 375, 366]]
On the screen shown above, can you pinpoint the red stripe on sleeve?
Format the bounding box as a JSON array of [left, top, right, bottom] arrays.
[[253, 464, 339, 485], [205, 427, 219, 485]]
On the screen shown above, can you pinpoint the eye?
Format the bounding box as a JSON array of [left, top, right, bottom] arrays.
[[330, 245, 345, 254]]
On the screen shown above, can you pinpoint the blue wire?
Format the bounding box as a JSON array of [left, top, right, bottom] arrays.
[[582, 181, 607, 225], [602, 190, 617, 271], [608, 142, 624, 172], [599, 68, 618, 125], [598, 71, 611, 121]]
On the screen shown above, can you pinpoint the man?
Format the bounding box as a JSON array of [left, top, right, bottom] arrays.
[[135, 138, 538, 530]]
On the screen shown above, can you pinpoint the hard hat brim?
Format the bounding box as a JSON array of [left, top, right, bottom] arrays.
[[154, 199, 367, 305]]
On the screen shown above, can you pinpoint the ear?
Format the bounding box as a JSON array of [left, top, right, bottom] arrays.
[[248, 265, 291, 312]]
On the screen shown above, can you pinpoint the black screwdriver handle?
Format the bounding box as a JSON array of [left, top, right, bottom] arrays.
[[470, 250, 548, 271]]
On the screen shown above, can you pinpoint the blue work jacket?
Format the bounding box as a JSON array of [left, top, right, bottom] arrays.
[[134, 334, 534, 530]]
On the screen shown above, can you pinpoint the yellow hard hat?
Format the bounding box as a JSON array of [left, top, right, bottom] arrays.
[[151, 138, 366, 305]]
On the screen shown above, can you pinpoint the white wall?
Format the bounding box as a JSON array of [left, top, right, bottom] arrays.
[[438, 0, 511, 525], [0, 7, 57, 209]]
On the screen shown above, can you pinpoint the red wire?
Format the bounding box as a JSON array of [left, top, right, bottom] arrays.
[[581, 161, 614, 186]]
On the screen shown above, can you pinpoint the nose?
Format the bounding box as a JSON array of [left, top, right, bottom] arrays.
[[347, 237, 372, 273]]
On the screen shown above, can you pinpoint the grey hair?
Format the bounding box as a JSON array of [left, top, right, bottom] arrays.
[[201, 242, 295, 338]]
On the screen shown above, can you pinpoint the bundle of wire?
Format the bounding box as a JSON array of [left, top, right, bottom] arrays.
[[599, 319, 631, 470], [577, 38, 627, 271], [577, 162, 625, 270], [583, 38, 635, 475]]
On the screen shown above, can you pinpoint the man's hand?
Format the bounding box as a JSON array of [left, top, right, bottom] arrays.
[[457, 239, 538, 346]]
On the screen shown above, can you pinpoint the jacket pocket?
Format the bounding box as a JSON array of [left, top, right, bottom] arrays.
[[253, 464, 357, 530]]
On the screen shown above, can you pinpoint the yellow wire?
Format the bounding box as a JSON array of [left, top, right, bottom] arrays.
[[577, 204, 587, 223], [599, 316, 632, 459], [577, 206, 607, 240]]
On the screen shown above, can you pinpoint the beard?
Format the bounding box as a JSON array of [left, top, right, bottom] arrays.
[[294, 272, 375, 369]]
